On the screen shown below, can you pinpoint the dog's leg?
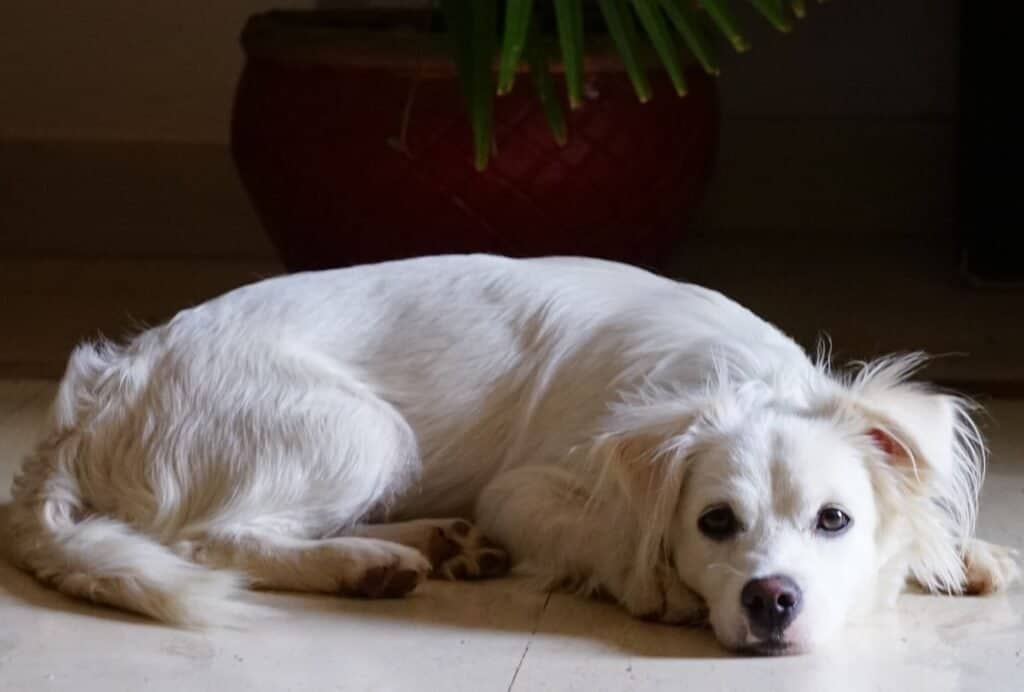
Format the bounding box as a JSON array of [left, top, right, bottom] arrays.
[[476, 466, 706, 624], [351, 519, 510, 580], [178, 530, 431, 598], [160, 365, 437, 598], [961, 538, 1021, 595]]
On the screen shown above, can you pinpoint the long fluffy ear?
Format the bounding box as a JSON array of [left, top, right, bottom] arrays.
[[842, 354, 985, 591], [587, 383, 743, 574]]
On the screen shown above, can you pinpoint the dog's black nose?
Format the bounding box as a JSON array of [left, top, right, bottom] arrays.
[[741, 575, 802, 638]]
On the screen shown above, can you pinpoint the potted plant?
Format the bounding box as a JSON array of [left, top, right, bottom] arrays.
[[232, 1, 812, 272]]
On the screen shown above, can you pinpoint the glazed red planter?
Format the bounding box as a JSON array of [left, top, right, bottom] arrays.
[[231, 11, 719, 273]]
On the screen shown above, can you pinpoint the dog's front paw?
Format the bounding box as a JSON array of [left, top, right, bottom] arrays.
[[426, 519, 511, 581], [625, 563, 708, 626], [356, 561, 425, 598], [962, 539, 1021, 595], [342, 540, 431, 599]]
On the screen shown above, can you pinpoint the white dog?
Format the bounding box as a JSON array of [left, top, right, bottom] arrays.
[[8, 255, 1019, 654]]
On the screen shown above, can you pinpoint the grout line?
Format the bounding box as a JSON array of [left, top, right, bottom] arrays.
[[506, 590, 552, 692]]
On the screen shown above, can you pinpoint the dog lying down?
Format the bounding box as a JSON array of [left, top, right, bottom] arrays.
[[8, 255, 1019, 654]]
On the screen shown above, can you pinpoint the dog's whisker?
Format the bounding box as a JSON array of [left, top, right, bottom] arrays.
[[706, 562, 745, 578]]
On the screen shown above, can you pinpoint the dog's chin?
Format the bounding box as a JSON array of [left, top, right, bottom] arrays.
[[712, 618, 810, 656], [737, 639, 807, 657], [716, 623, 811, 656], [712, 610, 821, 656]]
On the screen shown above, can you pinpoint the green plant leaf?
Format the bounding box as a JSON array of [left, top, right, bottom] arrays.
[[440, 1, 497, 171], [598, 0, 652, 102], [497, 0, 534, 95], [525, 23, 567, 146], [699, 0, 750, 53], [443, 0, 816, 168], [749, 0, 792, 32], [471, 2, 498, 170], [633, 0, 687, 96], [659, 0, 719, 76], [553, 0, 586, 110]]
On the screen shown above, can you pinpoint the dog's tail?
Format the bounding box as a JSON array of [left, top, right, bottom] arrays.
[[8, 438, 251, 627]]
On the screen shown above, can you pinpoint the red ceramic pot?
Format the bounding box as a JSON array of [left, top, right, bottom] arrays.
[[232, 10, 718, 273]]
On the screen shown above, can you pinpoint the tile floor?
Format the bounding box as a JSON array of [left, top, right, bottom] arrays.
[[1, 381, 1022, 691]]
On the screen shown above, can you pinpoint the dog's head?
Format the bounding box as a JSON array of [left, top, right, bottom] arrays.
[[599, 354, 982, 655]]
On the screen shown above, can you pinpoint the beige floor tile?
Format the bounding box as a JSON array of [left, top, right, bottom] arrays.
[[0, 381, 55, 502]]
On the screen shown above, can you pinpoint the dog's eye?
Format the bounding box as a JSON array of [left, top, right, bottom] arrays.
[[816, 506, 852, 534], [698, 506, 739, 540]]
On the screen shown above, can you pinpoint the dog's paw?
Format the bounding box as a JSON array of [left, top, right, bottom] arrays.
[[625, 563, 708, 626], [426, 519, 510, 581], [962, 539, 1021, 595], [345, 541, 431, 599], [355, 562, 424, 598]]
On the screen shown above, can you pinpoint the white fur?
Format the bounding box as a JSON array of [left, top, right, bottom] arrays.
[[7, 255, 1017, 650]]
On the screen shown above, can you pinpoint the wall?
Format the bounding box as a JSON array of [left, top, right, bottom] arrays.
[[706, 0, 959, 236], [1, 1, 316, 142]]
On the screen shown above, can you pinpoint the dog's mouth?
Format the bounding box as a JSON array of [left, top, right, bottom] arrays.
[[738, 638, 802, 657]]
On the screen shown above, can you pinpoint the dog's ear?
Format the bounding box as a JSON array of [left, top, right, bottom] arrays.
[[590, 416, 698, 584], [867, 427, 908, 459], [598, 424, 695, 510], [589, 390, 738, 571], [591, 390, 736, 508], [848, 360, 982, 499], [858, 387, 959, 478], [840, 355, 984, 591]]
